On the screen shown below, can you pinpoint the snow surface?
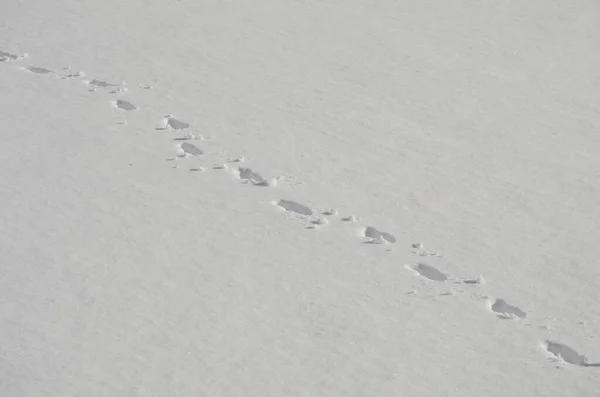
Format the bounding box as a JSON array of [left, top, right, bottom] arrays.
[[2, 0, 600, 395]]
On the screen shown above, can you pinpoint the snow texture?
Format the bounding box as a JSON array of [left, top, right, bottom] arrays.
[[1, 0, 599, 396]]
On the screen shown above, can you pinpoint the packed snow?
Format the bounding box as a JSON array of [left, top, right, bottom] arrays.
[[1, 0, 599, 395]]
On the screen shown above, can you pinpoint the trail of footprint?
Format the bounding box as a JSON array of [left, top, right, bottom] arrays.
[[0, 51, 27, 62], [408, 263, 449, 282], [53, 65, 588, 371], [276, 200, 313, 216], [489, 298, 526, 319], [112, 99, 138, 111], [363, 226, 396, 244], [543, 341, 599, 367]]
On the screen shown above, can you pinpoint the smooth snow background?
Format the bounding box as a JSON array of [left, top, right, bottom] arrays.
[[2, 0, 600, 395]]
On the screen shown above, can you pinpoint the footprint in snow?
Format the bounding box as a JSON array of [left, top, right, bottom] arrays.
[[362, 226, 396, 244], [61, 69, 85, 80], [0, 50, 27, 62], [542, 341, 599, 367], [410, 242, 443, 257], [179, 142, 204, 157], [158, 114, 190, 130], [112, 99, 138, 111], [275, 200, 313, 216], [488, 298, 526, 319], [234, 167, 274, 187], [307, 217, 329, 229], [85, 79, 122, 88], [173, 132, 205, 141], [461, 276, 486, 285], [408, 263, 449, 282], [110, 87, 128, 94], [23, 66, 52, 74]]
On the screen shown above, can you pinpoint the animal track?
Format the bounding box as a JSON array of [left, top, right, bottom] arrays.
[[112, 99, 137, 111], [235, 167, 271, 186], [409, 263, 448, 282], [24, 66, 52, 74], [0, 51, 26, 62], [180, 142, 204, 157], [489, 298, 526, 319], [543, 341, 599, 367], [276, 200, 313, 216], [363, 226, 396, 243]]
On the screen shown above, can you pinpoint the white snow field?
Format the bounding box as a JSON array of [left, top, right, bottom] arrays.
[[2, 0, 600, 395]]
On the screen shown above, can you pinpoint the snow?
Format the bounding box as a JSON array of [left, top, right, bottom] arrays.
[[2, 0, 600, 395]]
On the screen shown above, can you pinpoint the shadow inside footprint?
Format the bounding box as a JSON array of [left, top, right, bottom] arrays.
[[26, 66, 52, 74], [364, 226, 396, 243], [0, 51, 20, 61], [545, 341, 597, 367], [237, 168, 268, 186], [276, 200, 313, 216], [115, 100, 137, 111], [88, 79, 119, 88], [180, 142, 204, 156], [159, 115, 190, 130], [491, 298, 526, 319], [412, 263, 448, 282]]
